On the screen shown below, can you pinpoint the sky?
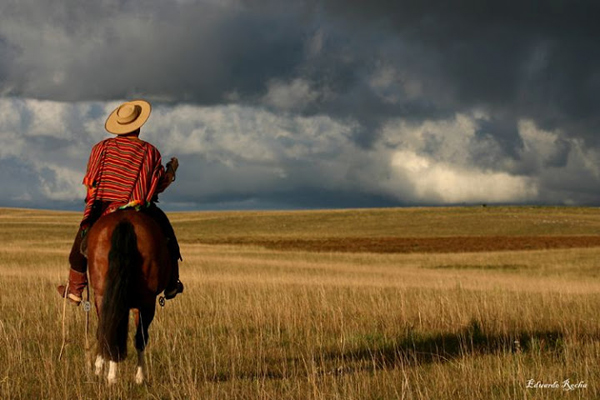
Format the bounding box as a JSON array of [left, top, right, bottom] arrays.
[[1, 0, 600, 211]]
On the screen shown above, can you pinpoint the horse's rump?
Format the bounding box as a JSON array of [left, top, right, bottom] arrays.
[[87, 210, 170, 297], [86, 209, 170, 362], [98, 220, 137, 360]]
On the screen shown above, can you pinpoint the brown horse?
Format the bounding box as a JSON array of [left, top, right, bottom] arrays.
[[86, 209, 171, 384]]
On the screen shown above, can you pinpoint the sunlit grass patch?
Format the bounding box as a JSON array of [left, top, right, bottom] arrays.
[[429, 263, 525, 271], [1, 207, 600, 399]]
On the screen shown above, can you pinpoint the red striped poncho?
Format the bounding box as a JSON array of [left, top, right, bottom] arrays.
[[81, 136, 171, 227]]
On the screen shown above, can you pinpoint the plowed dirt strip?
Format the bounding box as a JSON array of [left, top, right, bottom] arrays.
[[197, 236, 600, 253]]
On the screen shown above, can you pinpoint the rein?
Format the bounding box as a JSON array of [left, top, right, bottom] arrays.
[[84, 285, 91, 367], [58, 279, 92, 369], [58, 283, 69, 361]]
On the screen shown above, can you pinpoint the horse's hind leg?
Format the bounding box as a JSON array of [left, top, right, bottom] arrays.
[[134, 304, 156, 384], [92, 295, 117, 384], [93, 295, 105, 376]]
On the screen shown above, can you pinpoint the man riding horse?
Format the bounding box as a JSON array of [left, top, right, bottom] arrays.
[[57, 99, 184, 304]]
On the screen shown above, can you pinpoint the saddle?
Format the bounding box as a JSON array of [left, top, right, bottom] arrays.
[[79, 226, 180, 261], [79, 201, 181, 262]]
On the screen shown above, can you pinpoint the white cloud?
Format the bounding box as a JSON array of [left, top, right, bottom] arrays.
[[39, 164, 86, 201], [0, 98, 599, 210], [380, 113, 539, 204], [146, 103, 356, 164], [381, 113, 482, 167], [23, 99, 71, 138], [389, 150, 537, 203], [516, 119, 600, 203], [0, 98, 95, 205], [262, 78, 319, 111]]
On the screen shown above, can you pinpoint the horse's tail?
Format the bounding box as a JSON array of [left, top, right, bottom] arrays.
[[98, 220, 139, 361]]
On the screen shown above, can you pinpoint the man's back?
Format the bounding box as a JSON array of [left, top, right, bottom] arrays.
[[83, 135, 168, 223], [94, 137, 148, 202]]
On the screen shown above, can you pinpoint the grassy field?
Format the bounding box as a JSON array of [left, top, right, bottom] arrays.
[[1, 206, 600, 399]]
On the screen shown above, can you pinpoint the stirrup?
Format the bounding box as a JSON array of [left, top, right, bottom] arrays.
[[57, 285, 83, 305]]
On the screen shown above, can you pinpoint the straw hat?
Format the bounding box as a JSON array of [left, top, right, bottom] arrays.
[[105, 100, 152, 135]]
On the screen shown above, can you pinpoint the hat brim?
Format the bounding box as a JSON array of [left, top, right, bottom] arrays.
[[105, 100, 152, 135]]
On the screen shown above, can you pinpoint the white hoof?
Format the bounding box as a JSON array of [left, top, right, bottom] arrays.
[[107, 361, 118, 385], [135, 367, 145, 385], [135, 350, 146, 385], [94, 355, 104, 376]]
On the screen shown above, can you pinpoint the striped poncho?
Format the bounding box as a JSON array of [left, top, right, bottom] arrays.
[[81, 136, 171, 227]]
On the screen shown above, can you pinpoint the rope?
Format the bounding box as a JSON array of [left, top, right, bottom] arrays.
[[58, 279, 92, 369], [58, 283, 69, 361], [84, 284, 91, 370]]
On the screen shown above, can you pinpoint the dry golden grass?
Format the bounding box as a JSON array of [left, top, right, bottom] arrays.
[[1, 206, 600, 399]]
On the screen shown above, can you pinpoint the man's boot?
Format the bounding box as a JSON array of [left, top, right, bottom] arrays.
[[57, 269, 88, 305], [164, 260, 184, 300]]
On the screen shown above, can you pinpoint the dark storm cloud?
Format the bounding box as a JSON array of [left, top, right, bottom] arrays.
[[3, 0, 599, 148], [194, 188, 402, 210], [474, 117, 522, 161], [0, 0, 306, 103], [1, 1, 600, 209], [159, 151, 403, 210], [0, 156, 41, 202], [0, 35, 17, 91], [317, 0, 600, 143], [301, 0, 596, 151]]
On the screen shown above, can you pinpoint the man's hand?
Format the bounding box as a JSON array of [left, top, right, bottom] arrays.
[[166, 157, 179, 173], [166, 157, 179, 182]]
